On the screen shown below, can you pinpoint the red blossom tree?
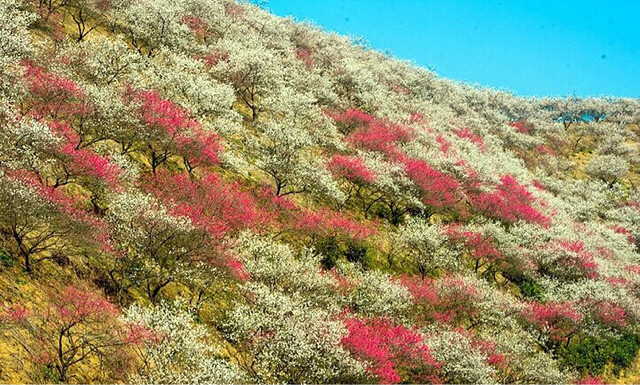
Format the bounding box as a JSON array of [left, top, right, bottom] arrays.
[[13, 285, 129, 382], [613, 226, 636, 244], [541, 240, 599, 280], [524, 301, 582, 348], [399, 275, 439, 307], [342, 317, 441, 384], [536, 144, 557, 156], [399, 275, 482, 327], [432, 276, 481, 326], [328, 155, 375, 184], [148, 171, 265, 240], [435, 134, 451, 155], [589, 301, 628, 328], [294, 207, 376, 242], [510, 121, 529, 134], [175, 128, 222, 173], [472, 175, 550, 226], [296, 47, 313, 69], [326, 108, 376, 134], [59, 143, 122, 188], [345, 118, 412, 158], [446, 225, 505, 275], [22, 61, 87, 120], [127, 89, 204, 174], [402, 158, 461, 210], [182, 14, 210, 37], [454, 127, 485, 148], [575, 375, 605, 384]]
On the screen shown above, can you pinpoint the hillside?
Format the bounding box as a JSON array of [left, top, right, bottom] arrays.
[[2, 0, 640, 383]]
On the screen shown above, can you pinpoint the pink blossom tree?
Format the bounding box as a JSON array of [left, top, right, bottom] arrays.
[[342, 317, 441, 384]]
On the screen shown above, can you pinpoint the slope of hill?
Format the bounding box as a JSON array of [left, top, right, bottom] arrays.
[[1, 0, 640, 383]]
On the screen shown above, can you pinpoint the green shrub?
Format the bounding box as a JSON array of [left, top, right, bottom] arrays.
[[559, 334, 640, 376], [0, 250, 13, 267]]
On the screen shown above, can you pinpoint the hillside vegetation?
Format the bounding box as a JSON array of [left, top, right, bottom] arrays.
[[2, 0, 640, 383]]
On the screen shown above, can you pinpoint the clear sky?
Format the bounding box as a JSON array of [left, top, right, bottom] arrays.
[[262, 0, 640, 98]]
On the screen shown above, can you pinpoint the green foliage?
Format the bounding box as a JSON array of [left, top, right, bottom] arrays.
[[559, 334, 640, 376], [317, 237, 341, 270], [0, 250, 13, 267], [317, 237, 372, 270], [344, 241, 369, 265], [504, 271, 545, 300]]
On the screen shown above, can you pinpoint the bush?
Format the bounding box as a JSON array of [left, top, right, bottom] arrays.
[[344, 241, 368, 264], [0, 251, 13, 267], [317, 238, 341, 269], [504, 271, 545, 300], [317, 238, 371, 269], [559, 334, 640, 376]]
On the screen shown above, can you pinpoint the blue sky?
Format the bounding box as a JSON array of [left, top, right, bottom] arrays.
[[262, 0, 640, 98]]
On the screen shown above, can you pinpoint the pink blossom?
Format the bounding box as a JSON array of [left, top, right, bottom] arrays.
[[575, 375, 604, 385], [1, 303, 30, 323], [342, 317, 441, 384], [402, 158, 461, 209], [55, 285, 119, 325], [536, 144, 557, 156], [346, 120, 412, 158], [22, 61, 86, 119], [446, 225, 505, 263], [296, 47, 313, 68], [181, 14, 209, 36], [60, 143, 122, 187], [226, 257, 250, 281], [328, 155, 375, 183], [327, 108, 376, 128], [149, 172, 265, 240], [510, 121, 529, 134], [473, 175, 550, 226], [613, 226, 636, 244], [131, 89, 198, 136], [124, 323, 163, 345], [435, 134, 451, 155], [592, 301, 627, 328], [524, 301, 582, 342], [399, 275, 439, 306], [454, 127, 484, 148], [295, 208, 376, 241]]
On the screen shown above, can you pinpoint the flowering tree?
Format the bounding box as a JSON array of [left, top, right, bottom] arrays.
[[148, 172, 263, 239], [537, 240, 599, 281], [105, 192, 210, 302], [399, 219, 460, 278], [342, 317, 441, 384], [224, 283, 366, 384], [0, 175, 91, 272], [208, 37, 284, 121], [126, 89, 204, 174], [0, 0, 34, 102], [118, 0, 196, 56], [247, 119, 343, 200], [21, 62, 87, 121], [402, 157, 462, 211], [472, 175, 550, 226], [124, 302, 246, 384], [0, 110, 60, 172], [446, 224, 506, 279], [585, 155, 629, 186], [9, 285, 128, 382], [3, 0, 640, 383], [328, 154, 375, 184], [523, 301, 582, 350]]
